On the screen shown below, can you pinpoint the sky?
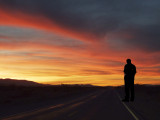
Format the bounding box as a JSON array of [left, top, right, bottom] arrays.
[[0, 0, 160, 86]]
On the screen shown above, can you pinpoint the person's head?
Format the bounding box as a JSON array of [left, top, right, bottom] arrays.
[[126, 59, 131, 64]]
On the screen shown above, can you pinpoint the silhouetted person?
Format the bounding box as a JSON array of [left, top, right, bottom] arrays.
[[122, 59, 136, 102]]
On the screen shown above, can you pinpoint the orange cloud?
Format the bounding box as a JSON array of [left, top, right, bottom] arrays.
[[0, 8, 99, 43]]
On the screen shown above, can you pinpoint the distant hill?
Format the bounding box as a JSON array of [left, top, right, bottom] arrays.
[[0, 78, 43, 86], [0, 78, 99, 87]]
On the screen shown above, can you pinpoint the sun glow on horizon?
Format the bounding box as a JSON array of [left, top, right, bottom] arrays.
[[0, 26, 159, 86]]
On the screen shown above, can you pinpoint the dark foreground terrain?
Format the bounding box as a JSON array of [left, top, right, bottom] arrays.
[[0, 84, 159, 120], [0, 84, 102, 119], [116, 85, 160, 120]]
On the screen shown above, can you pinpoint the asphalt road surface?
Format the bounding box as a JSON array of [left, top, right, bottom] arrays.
[[2, 88, 141, 120]]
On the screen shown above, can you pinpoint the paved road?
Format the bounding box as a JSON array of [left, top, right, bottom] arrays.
[[3, 88, 139, 120]]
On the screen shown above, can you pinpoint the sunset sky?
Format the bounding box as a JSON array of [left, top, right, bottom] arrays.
[[0, 0, 160, 86]]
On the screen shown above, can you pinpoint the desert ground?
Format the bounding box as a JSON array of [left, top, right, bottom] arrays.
[[0, 85, 159, 120]]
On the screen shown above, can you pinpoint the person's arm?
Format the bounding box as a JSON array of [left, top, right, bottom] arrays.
[[133, 65, 137, 75]]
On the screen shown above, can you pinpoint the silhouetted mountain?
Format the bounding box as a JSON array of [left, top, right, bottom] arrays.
[[0, 78, 43, 86], [0, 78, 97, 87], [60, 84, 95, 87]]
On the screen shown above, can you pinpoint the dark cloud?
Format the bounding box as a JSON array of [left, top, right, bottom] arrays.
[[107, 24, 160, 52], [0, 0, 160, 51], [130, 25, 160, 51]]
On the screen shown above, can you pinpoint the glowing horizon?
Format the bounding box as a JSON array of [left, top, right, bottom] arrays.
[[0, 0, 160, 86]]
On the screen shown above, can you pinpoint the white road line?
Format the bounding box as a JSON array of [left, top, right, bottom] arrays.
[[116, 93, 139, 120]]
